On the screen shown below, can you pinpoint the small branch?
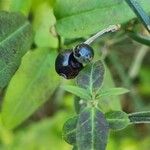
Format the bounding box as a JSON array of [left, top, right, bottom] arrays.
[[84, 25, 121, 45], [127, 30, 150, 46], [128, 111, 150, 124]]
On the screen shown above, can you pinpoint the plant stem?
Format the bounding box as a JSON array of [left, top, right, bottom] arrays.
[[127, 31, 150, 46], [84, 25, 121, 45], [129, 111, 150, 124]]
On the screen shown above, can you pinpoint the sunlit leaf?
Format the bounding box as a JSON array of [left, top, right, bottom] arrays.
[[9, 0, 32, 16], [2, 49, 60, 129], [32, 2, 58, 48]]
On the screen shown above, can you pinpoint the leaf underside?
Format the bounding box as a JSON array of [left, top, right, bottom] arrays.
[[63, 116, 78, 145], [76, 60, 105, 95], [105, 111, 130, 130], [76, 107, 109, 150]]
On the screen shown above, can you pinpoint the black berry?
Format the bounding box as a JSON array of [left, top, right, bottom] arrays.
[[55, 50, 83, 79], [73, 43, 94, 64]]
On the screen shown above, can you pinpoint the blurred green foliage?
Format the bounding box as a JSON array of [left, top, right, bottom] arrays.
[[0, 0, 150, 150]]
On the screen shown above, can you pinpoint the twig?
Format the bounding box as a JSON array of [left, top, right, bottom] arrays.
[[84, 25, 121, 45]]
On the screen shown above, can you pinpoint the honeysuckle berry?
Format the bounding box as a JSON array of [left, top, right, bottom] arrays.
[[55, 25, 120, 79], [73, 43, 94, 64], [55, 50, 83, 79]]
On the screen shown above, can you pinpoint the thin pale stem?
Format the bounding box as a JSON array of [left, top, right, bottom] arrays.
[[84, 24, 121, 45]]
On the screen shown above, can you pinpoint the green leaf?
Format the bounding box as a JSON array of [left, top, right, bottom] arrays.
[[96, 87, 129, 99], [8, 111, 71, 150], [73, 145, 78, 150], [105, 111, 130, 130], [74, 97, 81, 114], [63, 116, 78, 145], [2, 49, 60, 129], [98, 66, 121, 112], [0, 11, 33, 89], [74, 96, 87, 114], [32, 2, 58, 48], [125, 0, 150, 32], [76, 107, 109, 150], [76, 60, 105, 96], [9, 0, 32, 16], [129, 111, 150, 124], [54, 0, 150, 38], [61, 85, 91, 100], [31, 0, 55, 11], [0, 1, 9, 11]]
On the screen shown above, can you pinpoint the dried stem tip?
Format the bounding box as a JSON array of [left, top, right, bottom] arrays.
[[84, 24, 121, 45]]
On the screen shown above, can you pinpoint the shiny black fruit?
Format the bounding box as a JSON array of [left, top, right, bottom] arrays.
[[73, 43, 94, 64], [55, 50, 83, 79]]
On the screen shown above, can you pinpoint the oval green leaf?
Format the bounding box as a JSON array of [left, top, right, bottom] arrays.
[[0, 11, 33, 89], [54, 0, 150, 38], [105, 111, 130, 130], [2, 49, 60, 129], [32, 2, 58, 48], [96, 87, 129, 99], [9, 0, 32, 16], [61, 85, 91, 100], [76, 60, 105, 96], [76, 107, 109, 150], [63, 116, 78, 145]]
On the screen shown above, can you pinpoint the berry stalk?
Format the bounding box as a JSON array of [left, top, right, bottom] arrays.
[[84, 24, 121, 45]]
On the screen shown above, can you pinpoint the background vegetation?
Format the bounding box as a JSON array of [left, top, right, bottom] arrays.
[[0, 0, 150, 149]]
